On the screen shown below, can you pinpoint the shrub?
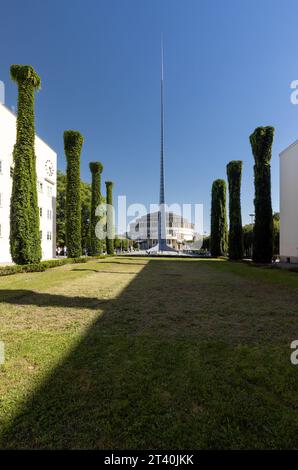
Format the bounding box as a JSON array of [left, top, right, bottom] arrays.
[[89, 162, 103, 255], [105, 181, 114, 255], [0, 264, 46, 276], [227, 161, 243, 260], [9, 65, 41, 264], [0, 257, 88, 276], [250, 126, 274, 263], [64, 130, 84, 258], [210, 179, 228, 257]]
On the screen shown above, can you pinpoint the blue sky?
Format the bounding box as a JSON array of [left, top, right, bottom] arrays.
[[1, 0, 298, 233]]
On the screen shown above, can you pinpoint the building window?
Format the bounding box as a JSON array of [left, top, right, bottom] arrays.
[[47, 186, 52, 197], [40, 230, 42, 240], [38, 181, 43, 193], [47, 231, 52, 241], [47, 209, 52, 220], [0, 161, 2, 174], [39, 208, 42, 217]]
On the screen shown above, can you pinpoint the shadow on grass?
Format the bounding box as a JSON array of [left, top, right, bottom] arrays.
[[72, 268, 140, 275], [0, 259, 298, 449], [0, 290, 106, 310]]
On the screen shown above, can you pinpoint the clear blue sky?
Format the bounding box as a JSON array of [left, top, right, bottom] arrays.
[[1, 0, 298, 233]]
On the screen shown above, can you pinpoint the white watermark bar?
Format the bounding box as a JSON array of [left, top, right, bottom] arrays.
[[94, 196, 204, 247], [0, 341, 4, 365], [290, 340, 298, 365], [0, 80, 5, 105]]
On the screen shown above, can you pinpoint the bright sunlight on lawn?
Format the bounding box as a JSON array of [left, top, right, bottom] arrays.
[[0, 257, 298, 449]]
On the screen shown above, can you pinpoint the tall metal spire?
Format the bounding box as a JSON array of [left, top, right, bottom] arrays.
[[160, 35, 165, 206], [148, 36, 177, 253], [158, 35, 166, 249]]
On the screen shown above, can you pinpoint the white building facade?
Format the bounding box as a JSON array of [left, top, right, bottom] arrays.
[[0, 103, 57, 263], [279, 140, 298, 263], [129, 211, 195, 251]]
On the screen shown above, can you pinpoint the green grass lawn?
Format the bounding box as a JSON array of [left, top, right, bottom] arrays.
[[0, 257, 298, 449]]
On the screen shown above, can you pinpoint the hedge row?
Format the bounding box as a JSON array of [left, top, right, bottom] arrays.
[[0, 257, 88, 277]]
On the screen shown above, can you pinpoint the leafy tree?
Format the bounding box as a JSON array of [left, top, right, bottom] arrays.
[[114, 237, 131, 251], [273, 212, 280, 256], [10, 65, 41, 264], [242, 212, 280, 260], [105, 181, 114, 254], [89, 162, 103, 255], [243, 224, 254, 259], [81, 179, 92, 254], [56, 171, 67, 247], [250, 126, 274, 263], [227, 161, 243, 260], [64, 130, 84, 258], [210, 179, 228, 257], [56, 170, 91, 252], [201, 235, 210, 251]]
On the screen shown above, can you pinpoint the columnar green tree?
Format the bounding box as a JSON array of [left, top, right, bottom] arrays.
[[105, 181, 114, 255], [250, 126, 274, 263], [227, 161, 243, 260], [89, 162, 103, 255], [64, 130, 84, 258], [210, 179, 228, 257], [10, 65, 42, 264]]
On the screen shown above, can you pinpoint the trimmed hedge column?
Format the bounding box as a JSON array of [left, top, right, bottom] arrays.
[[227, 161, 243, 260], [105, 181, 114, 255], [89, 162, 103, 255], [10, 65, 42, 264], [210, 179, 228, 257], [64, 130, 84, 258], [250, 126, 274, 263]]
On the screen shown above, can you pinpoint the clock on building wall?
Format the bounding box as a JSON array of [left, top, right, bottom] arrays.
[[45, 159, 54, 178]]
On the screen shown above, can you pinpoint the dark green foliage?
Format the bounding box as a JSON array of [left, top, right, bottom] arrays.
[[243, 224, 254, 259], [105, 181, 114, 255], [250, 126, 274, 263], [80, 180, 92, 254], [210, 179, 228, 257], [89, 162, 103, 255], [56, 170, 67, 247], [0, 264, 46, 276], [114, 236, 132, 251], [0, 257, 87, 276], [227, 161, 243, 260], [9, 65, 41, 264], [64, 130, 84, 258], [273, 212, 280, 256], [56, 171, 92, 252], [201, 235, 210, 251]]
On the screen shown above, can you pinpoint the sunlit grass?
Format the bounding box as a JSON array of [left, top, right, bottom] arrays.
[[0, 257, 298, 449]]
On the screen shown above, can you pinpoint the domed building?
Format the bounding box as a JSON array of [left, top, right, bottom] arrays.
[[129, 211, 195, 251]]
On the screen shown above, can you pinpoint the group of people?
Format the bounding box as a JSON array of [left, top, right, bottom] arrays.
[[56, 246, 67, 257]]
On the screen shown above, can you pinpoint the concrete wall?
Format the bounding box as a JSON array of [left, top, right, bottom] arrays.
[[280, 140, 298, 263], [0, 103, 57, 263]]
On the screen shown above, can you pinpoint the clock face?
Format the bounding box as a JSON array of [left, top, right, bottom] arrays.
[[45, 159, 54, 177]]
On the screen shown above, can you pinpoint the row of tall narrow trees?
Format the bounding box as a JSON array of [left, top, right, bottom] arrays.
[[210, 126, 274, 263], [64, 133, 114, 257], [10, 64, 115, 264]]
